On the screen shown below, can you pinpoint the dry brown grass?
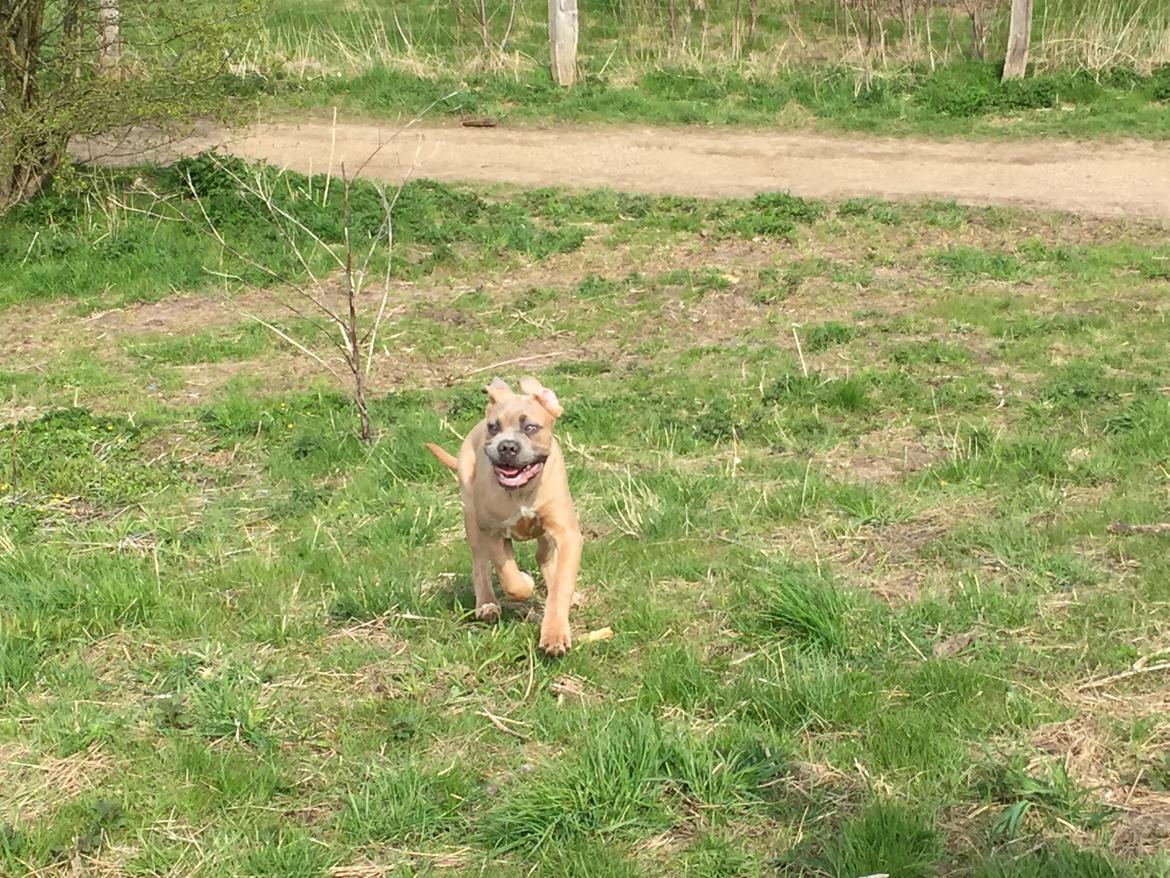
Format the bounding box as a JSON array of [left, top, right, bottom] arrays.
[[0, 743, 115, 825], [330, 847, 473, 876], [1030, 694, 1170, 856]]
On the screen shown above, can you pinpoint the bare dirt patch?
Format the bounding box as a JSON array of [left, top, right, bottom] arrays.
[[0, 292, 277, 376], [85, 289, 282, 337], [819, 424, 947, 485], [774, 498, 988, 603], [165, 336, 599, 402]]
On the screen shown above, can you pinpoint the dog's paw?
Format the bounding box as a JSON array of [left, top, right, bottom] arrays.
[[539, 620, 572, 657], [502, 572, 534, 601], [475, 602, 500, 623]]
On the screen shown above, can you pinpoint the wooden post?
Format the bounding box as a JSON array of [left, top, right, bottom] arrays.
[[548, 0, 577, 87], [1001, 0, 1032, 81]]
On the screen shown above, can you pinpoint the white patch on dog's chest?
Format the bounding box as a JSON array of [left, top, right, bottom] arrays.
[[503, 505, 538, 539]]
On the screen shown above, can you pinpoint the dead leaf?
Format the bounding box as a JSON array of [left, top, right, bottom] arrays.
[[549, 675, 585, 705], [580, 626, 613, 644], [932, 630, 978, 658]]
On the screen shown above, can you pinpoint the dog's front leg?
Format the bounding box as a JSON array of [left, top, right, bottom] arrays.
[[539, 522, 582, 656], [536, 534, 558, 588], [486, 538, 535, 601], [466, 518, 500, 622]]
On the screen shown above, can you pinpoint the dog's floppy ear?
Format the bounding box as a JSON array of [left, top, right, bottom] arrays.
[[519, 376, 563, 418], [484, 377, 513, 404]]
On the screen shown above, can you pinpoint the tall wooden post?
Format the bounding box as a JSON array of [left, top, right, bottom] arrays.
[[1001, 0, 1032, 80], [549, 0, 577, 87]]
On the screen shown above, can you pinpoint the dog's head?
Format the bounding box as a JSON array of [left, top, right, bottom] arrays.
[[482, 376, 563, 489]]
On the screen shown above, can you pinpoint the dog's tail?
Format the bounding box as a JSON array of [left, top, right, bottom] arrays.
[[425, 443, 459, 472]]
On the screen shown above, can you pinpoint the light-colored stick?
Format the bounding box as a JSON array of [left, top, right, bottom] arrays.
[[323, 106, 337, 206], [792, 326, 808, 377], [466, 352, 566, 376], [480, 708, 530, 741]]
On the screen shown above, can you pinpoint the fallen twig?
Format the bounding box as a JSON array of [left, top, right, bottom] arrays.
[[792, 325, 808, 378], [523, 642, 536, 701], [481, 707, 530, 741], [466, 352, 566, 377], [1108, 521, 1170, 536], [1078, 653, 1170, 691]]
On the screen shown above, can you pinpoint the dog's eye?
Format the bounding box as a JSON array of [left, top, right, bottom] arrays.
[[523, 423, 540, 435], [487, 421, 501, 435]]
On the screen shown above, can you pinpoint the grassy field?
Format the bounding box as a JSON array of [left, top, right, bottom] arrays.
[[238, 0, 1170, 136], [3, 162, 1170, 876]]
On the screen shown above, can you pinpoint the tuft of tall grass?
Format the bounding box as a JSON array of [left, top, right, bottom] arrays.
[[257, 0, 1170, 86]]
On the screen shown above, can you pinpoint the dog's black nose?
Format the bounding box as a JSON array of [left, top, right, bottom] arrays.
[[496, 439, 520, 458]]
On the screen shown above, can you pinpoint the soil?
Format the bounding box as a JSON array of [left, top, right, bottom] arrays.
[[80, 120, 1170, 221]]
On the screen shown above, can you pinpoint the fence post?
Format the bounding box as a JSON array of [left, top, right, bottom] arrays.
[[1002, 0, 1032, 80], [549, 0, 578, 86]]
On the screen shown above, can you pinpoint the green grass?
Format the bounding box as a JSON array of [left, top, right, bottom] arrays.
[[3, 170, 1170, 875], [258, 60, 1170, 139], [240, 0, 1170, 137], [803, 801, 942, 878]]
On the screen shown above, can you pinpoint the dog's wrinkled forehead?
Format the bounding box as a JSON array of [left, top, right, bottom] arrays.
[[488, 394, 552, 429], [483, 376, 563, 428]]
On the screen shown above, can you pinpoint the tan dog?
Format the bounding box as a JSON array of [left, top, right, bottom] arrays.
[[426, 376, 582, 656]]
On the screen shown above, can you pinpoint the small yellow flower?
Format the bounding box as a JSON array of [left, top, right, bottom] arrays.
[[287, 423, 294, 429], [106, 425, 113, 431]]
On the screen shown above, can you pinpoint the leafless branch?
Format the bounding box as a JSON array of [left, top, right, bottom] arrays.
[[245, 313, 346, 383], [351, 90, 461, 181], [180, 171, 348, 333], [210, 160, 347, 273]]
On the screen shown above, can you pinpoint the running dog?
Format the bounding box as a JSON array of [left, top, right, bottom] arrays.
[[426, 376, 582, 656]]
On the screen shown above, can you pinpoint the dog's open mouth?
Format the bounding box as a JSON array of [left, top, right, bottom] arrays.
[[494, 460, 544, 488]]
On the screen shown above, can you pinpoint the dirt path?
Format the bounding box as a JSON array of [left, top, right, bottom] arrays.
[[83, 120, 1170, 220]]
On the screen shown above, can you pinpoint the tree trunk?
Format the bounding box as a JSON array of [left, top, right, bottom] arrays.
[[477, 0, 489, 49], [548, 0, 577, 87], [1002, 0, 1032, 81], [1, 0, 53, 209], [968, 5, 986, 61], [97, 0, 121, 73]]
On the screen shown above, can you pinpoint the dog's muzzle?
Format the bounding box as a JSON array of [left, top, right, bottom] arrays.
[[492, 459, 545, 488]]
